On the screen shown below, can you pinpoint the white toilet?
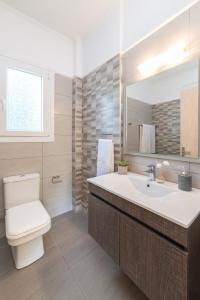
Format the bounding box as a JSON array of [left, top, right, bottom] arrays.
[[3, 173, 51, 269]]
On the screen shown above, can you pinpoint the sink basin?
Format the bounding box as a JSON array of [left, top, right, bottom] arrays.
[[128, 175, 177, 198]]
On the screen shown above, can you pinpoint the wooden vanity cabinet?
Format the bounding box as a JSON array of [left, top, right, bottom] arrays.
[[120, 214, 188, 300], [88, 183, 200, 300], [88, 194, 120, 264]]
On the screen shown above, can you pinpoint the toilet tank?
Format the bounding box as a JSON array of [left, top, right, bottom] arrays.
[[3, 173, 40, 209]]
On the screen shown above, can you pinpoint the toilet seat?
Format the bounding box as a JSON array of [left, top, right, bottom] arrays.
[[6, 200, 51, 247]]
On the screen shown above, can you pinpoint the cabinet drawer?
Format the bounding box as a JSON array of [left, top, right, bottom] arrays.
[[88, 194, 120, 264], [120, 214, 188, 300]]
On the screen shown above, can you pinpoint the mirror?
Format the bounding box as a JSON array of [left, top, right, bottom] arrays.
[[125, 59, 200, 159]]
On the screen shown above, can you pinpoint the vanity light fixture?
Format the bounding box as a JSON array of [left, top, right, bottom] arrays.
[[138, 44, 188, 76]]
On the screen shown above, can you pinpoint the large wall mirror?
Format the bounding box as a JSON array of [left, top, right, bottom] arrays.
[[124, 58, 200, 160]]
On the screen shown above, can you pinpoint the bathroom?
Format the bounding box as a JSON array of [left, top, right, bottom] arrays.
[[0, 0, 200, 299]]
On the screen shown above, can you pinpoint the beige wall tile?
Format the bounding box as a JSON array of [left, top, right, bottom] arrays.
[[55, 74, 72, 96], [0, 157, 42, 179], [125, 155, 162, 167], [125, 154, 190, 183], [189, 163, 200, 174], [0, 208, 4, 219], [43, 155, 72, 178], [0, 73, 73, 237], [165, 160, 189, 172], [161, 168, 180, 184], [189, 163, 200, 188], [0, 143, 42, 160], [55, 115, 72, 136], [43, 136, 72, 157], [0, 218, 5, 239], [190, 173, 200, 189], [44, 196, 72, 218], [43, 174, 72, 217], [0, 182, 4, 213], [55, 95, 72, 116], [43, 174, 72, 202], [128, 162, 147, 175]]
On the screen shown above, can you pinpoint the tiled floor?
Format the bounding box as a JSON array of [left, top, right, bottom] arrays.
[[0, 211, 147, 300]]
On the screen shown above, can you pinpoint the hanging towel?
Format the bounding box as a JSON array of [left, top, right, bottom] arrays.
[[139, 124, 155, 154], [97, 139, 114, 176]]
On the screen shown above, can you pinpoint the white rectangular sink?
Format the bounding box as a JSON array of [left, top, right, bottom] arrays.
[[88, 172, 200, 228], [128, 175, 177, 198]]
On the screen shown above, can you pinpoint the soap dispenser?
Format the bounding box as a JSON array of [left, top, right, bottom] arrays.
[[156, 160, 170, 184], [156, 163, 165, 183], [178, 167, 192, 191]]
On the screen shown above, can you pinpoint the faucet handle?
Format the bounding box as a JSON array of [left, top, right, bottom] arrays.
[[147, 164, 155, 170], [145, 165, 154, 173], [145, 164, 156, 181]]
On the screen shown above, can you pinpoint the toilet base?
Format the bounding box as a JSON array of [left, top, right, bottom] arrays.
[[11, 236, 44, 269]]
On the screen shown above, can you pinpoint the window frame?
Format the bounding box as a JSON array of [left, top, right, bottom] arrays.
[[0, 56, 54, 142]]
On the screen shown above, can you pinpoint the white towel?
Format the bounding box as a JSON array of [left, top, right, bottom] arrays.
[[97, 139, 114, 176], [139, 124, 155, 154]]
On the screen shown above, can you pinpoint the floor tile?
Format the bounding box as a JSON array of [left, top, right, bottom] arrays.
[[0, 246, 68, 299], [0, 244, 14, 277], [95, 272, 147, 300], [27, 270, 88, 300], [70, 246, 121, 299], [49, 212, 87, 246], [59, 233, 98, 269], [0, 211, 147, 300]]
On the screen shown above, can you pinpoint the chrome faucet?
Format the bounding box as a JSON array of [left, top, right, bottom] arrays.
[[145, 164, 156, 181]]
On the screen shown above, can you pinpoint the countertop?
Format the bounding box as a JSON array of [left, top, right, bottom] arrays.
[[87, 172, 200, 228]]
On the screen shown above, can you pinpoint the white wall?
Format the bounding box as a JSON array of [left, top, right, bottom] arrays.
[[122, 0, 197, 51], [0, 3, 74, 77], [82, 5, 120, 76], [126, 60, 198, 104], [82, 0, 196, 76], [1, 0, 197, 78], [74, 37, 83, 78]]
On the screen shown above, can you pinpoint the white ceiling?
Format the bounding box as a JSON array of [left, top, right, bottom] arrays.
[[1, 0, 120, 38]]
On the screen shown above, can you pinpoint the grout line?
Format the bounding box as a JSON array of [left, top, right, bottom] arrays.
[[43, 153, 72, 158], [0, 153, 72, 161], [55, 92, 72, 98], [43, 171, 72, 177], [0, 155, 42, 161], [54, 113, 72, 117], [54, 134, 72, 137], [42, 142, 44, 201]]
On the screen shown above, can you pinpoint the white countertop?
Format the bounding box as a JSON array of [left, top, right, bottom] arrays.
[[87, 172, 200, 228]]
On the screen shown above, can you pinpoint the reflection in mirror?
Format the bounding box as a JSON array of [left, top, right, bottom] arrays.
[[125, 59, 199, 159]]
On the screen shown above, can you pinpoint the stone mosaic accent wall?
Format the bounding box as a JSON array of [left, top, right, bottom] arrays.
[[72, 78, 83, 209], [72, 55, 121, 210], [82, 55, 121, 209], [152, 99, 180, 155]]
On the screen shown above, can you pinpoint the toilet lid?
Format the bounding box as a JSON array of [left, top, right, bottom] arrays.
[[6, 201, 51, 239]]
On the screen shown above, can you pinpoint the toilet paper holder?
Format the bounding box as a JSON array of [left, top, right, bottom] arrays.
[[52, 176, 63, 184]]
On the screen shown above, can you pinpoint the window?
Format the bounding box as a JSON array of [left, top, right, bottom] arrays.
[[0, 56, 54, 142]]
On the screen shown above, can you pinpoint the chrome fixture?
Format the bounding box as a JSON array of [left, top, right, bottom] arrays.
[[145, 164, 156, 181]]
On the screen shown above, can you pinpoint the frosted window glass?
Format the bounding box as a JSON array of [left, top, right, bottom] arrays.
[[7, 68, 43, 132]]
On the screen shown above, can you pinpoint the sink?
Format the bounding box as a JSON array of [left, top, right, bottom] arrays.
[[128, 175, 177, 198]]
